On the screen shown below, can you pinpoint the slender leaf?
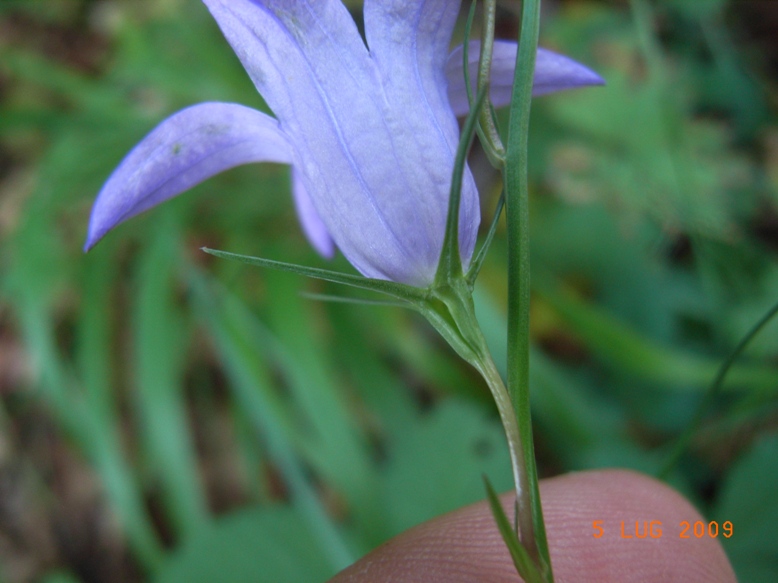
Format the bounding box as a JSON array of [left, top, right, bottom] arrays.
[[483, 477, 544, 583], [202, 248, 425, 302]]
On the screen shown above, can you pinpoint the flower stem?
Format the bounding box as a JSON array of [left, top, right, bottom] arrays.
[[472, 349, 536, 558], [417, 278, 539, 572], [504, 0, 554, 578]]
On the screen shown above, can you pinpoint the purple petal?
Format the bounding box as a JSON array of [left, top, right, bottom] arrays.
[[291, 168, 335, 259], [446, 41, 606, 117], [202, 0, 482, 285], [85, 102, 293, 250], [363, 0, 461, 152], [363, 0, 480, 272]]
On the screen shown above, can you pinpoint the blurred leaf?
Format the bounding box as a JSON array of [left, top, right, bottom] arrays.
[[133, 216, 208, 538], [537, 283, 778, 393], [13, 301, 164, 570], [327, 300, 419, 436], [189, 271, 355, 569], [665, 0, 725, 20], [714, 434, 778, 583], [37, 572, 84, 583], [72, 240, 168, 570], [262, 271, 384, 545], [1, 49, 127, 115], [154, 506, 334, 583], [540, 5, 758, 240], [383, 399, 512, 534], [474, 287, 660, 474]]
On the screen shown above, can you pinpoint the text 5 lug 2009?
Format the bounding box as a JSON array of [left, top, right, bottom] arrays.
[[592, 520, 733, 539]]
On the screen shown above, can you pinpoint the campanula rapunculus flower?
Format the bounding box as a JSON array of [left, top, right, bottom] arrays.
[[84, 0, 603, 286]]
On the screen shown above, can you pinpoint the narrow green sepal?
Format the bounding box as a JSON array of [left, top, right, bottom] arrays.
[[463, 0, 477, 111], [466, 192, 504, 287], [483, 476, 545, 583], [201, 248, 426, 304], [462, 0, 504, 167], [434, 85, 488, 287], [476, 0, 506, 164], [299, 292, 409, 309]]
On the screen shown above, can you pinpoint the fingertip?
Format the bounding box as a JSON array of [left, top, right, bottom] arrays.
[[330, 470, 736, 583], [541, 470, 736, 583]]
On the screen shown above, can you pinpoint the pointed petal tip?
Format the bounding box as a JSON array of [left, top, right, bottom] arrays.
[[446, 41, 606, 115], [314, 239, 336, 260], [82, 102, 293, 255], [83, 223, 106, 253], [581, 65, 606, 87], [534, 47, 606, 95], [82, 194, 126, 252]]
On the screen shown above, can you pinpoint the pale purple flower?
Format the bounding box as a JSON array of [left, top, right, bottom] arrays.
[[85, 0, 603, 286]]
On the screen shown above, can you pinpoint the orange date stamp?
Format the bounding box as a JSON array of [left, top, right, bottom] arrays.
[[592, 520, 733, 539]]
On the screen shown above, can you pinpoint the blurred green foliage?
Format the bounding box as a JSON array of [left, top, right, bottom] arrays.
[[0, 0, 776, 581]]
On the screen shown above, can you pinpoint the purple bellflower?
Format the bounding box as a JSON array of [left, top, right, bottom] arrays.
[[84, 0, 603, 287]]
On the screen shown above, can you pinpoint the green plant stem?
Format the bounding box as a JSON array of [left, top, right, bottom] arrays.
[[474, 351, 534, 547], [504, 0, 553, 578], [415, 280, 532, 549]]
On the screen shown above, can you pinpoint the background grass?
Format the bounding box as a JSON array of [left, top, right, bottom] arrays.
[[0, 0, 777, 581]]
